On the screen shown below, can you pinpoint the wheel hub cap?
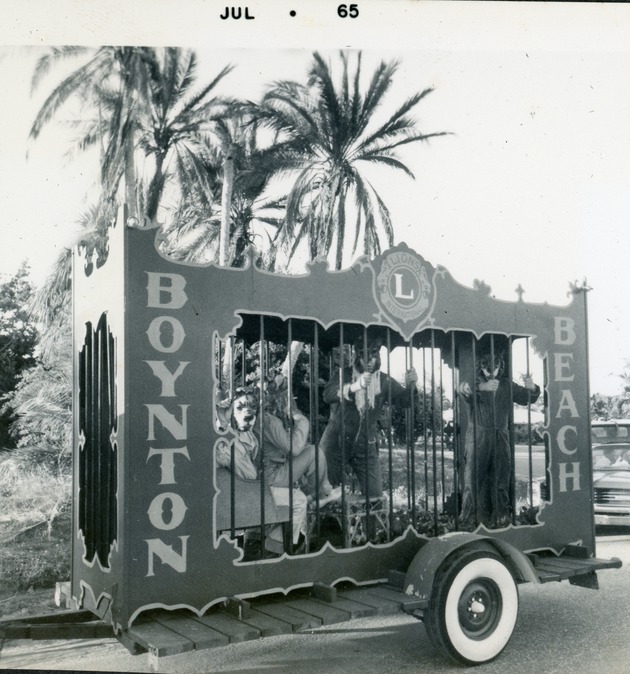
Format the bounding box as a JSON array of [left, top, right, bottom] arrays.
[[458, 580, 502, 639]]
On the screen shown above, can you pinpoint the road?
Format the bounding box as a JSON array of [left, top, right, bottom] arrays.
[[1, 535, 629, 674]]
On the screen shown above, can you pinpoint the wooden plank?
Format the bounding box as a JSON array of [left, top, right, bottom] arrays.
[[283, 598, 351, 625], [256, 603, 322, 631], [29, 623, 113, 639], [364, 585, 427, 610], [0, 609, 96, 626], [242, 608, 294, 636], [153, 614, 229, 649], [0, 624, 30, 639], [309, 596, 376, 619], [127, 621, 195, 657], [194, 612, 260, 643], [337, 588, 402, 615], [116, 629, 148, 655]]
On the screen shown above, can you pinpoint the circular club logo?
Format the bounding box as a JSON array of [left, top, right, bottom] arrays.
[[376, 250, 433, 323]]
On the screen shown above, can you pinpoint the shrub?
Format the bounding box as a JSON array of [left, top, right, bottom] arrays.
[[0, 456, 71, 594]]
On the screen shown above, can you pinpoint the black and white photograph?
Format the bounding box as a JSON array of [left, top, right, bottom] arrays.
[[1, 2, 630, 673]]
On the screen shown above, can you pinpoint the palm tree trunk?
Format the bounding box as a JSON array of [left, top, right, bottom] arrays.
[[124, 123, 137, 219], [146, 152, 166, 222], [219, 150, 234, 266]]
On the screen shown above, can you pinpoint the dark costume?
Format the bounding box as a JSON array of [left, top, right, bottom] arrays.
[[320, 368, 409, 497], [459, 372, 540, 527]]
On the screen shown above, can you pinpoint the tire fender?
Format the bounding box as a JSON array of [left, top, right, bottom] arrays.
[[403, 532, 538, 603]]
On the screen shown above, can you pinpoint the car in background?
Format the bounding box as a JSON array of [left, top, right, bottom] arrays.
[[591, 419, 630, 526]]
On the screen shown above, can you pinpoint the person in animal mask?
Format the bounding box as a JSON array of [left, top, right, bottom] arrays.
[[320, 335, 418, 497], [458, 347, 540, 529]]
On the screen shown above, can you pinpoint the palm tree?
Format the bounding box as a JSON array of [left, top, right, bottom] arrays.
[[160, 109, 287, 268], [31, 47, 237, 228], [136, 49, 236, 223], [30, 46, 155, 212], [258, 51, 448, 269]]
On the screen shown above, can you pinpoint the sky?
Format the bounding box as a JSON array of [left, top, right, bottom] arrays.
[[0, 1, 630, 396]]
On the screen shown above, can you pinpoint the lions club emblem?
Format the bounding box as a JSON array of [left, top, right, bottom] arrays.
[[373, 246, 437, 339]]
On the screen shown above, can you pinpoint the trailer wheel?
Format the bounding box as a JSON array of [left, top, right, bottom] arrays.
[[425, 546, 519, 666]]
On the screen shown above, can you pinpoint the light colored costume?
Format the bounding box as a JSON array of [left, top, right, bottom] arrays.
[[216, 427, 307, 551]]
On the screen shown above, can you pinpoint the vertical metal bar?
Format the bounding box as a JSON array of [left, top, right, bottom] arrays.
[[339, 324, 347, 546], [363, 326, 370, 528], [422, 346, 428, 511], [409, 338, 416, 530], [313, 324, 321, 541], [508, 336, 516, 525], [431, 330, 438, 534], [471, 334, 479, 528], [405, 347, 411, 510], [386, 328, 393, 541], [287, 319, 294, 552], [229, 336, 235, 401], [451, 331, 460, 530], [229, 336, 237, 538], [490, 334, 498, 526], [241, 338, 246, 387], [259, 315, 266, 557], [525, 337, 534, 510], [218, 339, 223, 389], [439, 346, 445, 510], [230, 438, 236, 538]]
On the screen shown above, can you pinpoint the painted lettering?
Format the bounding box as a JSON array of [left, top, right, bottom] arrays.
[[147, 446, 190, 485], [144, 361, 190, 396], [146, 316, 186, 353], [147, 492, 188, 530], [146, 404, 189, 441], [554, 316, 576, 346], [557, 425, 578, 455], [553, 352, 575, 382], [555, 389, 579, 418], [558, 462, 581, 492], [146, 536, 189, 576], [146, 272, 188, 309]]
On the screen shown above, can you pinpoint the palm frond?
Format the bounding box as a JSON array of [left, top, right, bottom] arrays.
[[30, 46, 90, 94], [29, 49, 113, 140]]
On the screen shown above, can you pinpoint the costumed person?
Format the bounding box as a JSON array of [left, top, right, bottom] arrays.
[[458, 348, 540, 529], [320, 335, 418, 497], [260, 373, 341, 508], [215, 385, 308, 559]]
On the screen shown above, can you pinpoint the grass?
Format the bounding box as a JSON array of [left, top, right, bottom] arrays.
[[0, 456, 72, 617]]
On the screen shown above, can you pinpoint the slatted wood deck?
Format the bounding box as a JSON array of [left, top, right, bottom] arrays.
[[124, 582, 427, 670], [0, 554, 621, 672]]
